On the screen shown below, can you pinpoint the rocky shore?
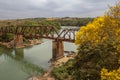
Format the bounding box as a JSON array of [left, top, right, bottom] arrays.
[[0, 39, 42, 48], [28, 53, 77, 80]]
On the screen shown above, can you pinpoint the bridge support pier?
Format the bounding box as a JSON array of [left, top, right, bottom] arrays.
[[14, 34, 23, 48], [52, 40, 64, 60]]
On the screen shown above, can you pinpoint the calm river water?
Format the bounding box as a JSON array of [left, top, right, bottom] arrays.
[[0, 27, 77, 80]]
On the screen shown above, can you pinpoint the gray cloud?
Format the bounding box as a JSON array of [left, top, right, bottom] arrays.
[[0, 0, 116, 19]]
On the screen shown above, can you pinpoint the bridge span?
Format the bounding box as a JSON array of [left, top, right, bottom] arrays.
[[0, 26, 79, 60]]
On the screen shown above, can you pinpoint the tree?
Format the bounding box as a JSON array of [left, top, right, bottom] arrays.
[[74, 0, 120, 79], [101, 67, 120, 80]]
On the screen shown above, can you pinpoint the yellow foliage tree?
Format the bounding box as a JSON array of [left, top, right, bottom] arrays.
[[75, 0, 120, 79], [101, 67, 120, 80], [75, 17, 106, 45], [75, 0, 120, 49]]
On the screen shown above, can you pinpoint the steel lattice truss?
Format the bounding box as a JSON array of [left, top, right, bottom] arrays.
[[0, 26, 79, 42]]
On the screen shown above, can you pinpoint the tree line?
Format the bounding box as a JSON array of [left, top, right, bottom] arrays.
[[34, 17, 94, 26]]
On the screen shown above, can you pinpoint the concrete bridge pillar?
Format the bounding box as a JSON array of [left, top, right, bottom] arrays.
[[14, 34, 23, 48], [52, 40, 64, 60]]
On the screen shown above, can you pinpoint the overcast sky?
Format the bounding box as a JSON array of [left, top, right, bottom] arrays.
[[0, 0, 117, 19]]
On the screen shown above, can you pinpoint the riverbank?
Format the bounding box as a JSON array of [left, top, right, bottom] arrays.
[[0, 39, 42, 48], [28, 53, 77, 80]]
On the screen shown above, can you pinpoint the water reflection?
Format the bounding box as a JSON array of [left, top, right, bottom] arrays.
[[14, 48, 24, 58], [0, 46, 44, 80], [0, 46, 13, 54]]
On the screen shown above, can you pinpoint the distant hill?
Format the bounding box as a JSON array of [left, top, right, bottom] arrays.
[[0, 17, 94, 27]]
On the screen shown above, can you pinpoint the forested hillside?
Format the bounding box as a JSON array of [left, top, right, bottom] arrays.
[[45, 17, 93, 26]]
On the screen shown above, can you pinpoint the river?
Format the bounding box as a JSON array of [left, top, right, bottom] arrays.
[[0, 27, 77, 80]]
